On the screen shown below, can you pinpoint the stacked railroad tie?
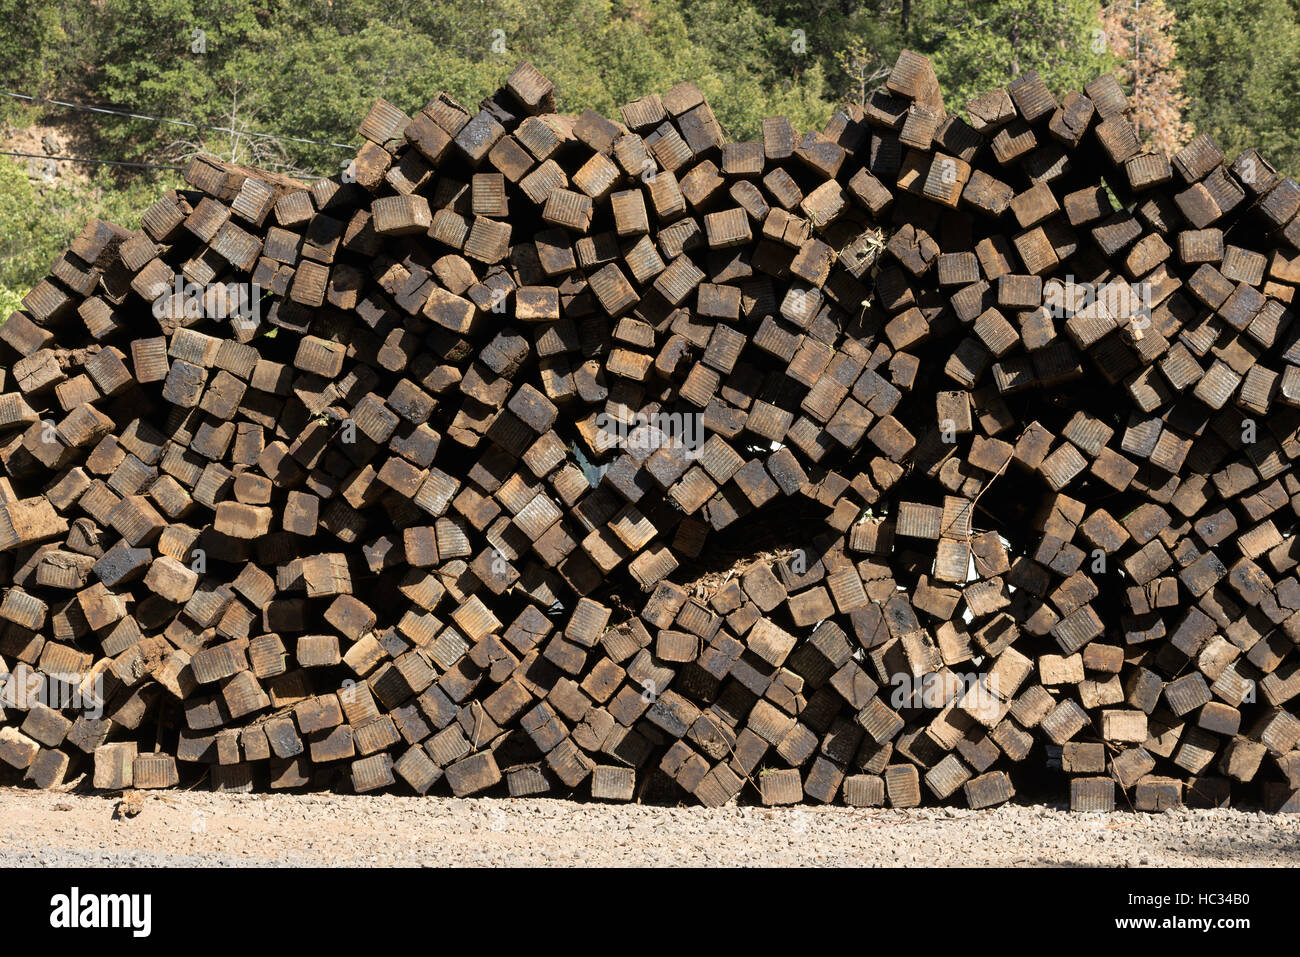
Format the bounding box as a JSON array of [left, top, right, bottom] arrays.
[[2, 52, 1300, 812]]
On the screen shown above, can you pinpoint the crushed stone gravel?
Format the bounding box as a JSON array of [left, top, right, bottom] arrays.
[[2, 787, 1297, 866]]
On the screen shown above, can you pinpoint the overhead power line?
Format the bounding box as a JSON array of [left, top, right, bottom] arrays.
[[2, 90, 357, 151], [0, 149, 184, 171]]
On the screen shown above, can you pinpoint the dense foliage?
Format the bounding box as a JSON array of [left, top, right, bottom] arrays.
[[1, 0, 1297, 294]]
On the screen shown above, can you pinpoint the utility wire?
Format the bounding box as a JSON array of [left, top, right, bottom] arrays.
[[0, 149, 184, 171], [3, 149, 327, 181], [2, 90, 358, 151]]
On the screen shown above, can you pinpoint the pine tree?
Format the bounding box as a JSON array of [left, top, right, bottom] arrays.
[[1172, 0, 1300, 174], [1100, 0, 1193, 156], [907, 1, 1115, 111]]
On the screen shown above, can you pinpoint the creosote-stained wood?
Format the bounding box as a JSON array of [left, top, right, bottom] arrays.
[[3, 52, 1300, 814]]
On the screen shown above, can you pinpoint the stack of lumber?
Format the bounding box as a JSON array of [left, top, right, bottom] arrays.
[[1, 52, 1299, 813]]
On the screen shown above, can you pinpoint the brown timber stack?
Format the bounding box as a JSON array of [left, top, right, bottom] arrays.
[[1, 53, 1299, 814]]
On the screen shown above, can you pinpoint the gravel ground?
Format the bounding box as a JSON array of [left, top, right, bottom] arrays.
[[2, 787, 1297, 866]]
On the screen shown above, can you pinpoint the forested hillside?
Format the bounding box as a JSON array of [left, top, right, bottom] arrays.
[[2, 0, 1298, 300]]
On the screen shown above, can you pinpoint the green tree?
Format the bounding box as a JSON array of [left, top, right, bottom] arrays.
[[79, 0, 842, 172], [0, 0, 98, 95], [93, 0, 291, 165], [1171, 0, 1300, 172], [908, 0, 1115, 112]]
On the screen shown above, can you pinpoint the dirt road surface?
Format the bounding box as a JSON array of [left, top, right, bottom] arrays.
[[2, 788, 1298, 866]]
